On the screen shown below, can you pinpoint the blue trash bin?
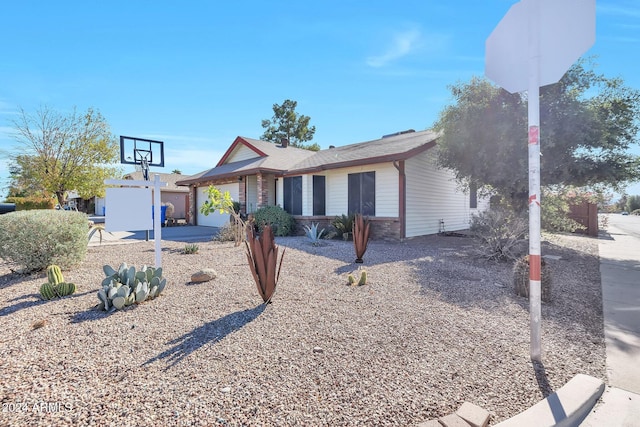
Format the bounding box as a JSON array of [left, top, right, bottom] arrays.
[[152, 206, 167, 226]]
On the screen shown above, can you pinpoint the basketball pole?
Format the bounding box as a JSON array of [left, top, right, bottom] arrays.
[[143, 159, 150, 241]]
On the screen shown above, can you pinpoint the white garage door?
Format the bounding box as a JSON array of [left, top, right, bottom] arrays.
[[196, 183, 239, 227]]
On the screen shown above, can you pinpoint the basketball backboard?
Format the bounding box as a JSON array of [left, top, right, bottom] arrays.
[[119, 136, 165, 167]]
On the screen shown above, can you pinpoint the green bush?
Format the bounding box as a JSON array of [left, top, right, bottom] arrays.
[[541, 191, 585, 233], [253, 205, 295, 236], [331, 213, 355, 239], [0, 210, 89, 272], [631, 209, 640, 216]]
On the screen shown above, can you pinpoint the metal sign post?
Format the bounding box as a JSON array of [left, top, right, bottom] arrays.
[[486, 0, 595, 362], [527, 3, 542, 359]]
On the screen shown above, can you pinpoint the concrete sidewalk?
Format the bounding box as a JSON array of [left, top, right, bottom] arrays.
[[581, 217, 640, 426]]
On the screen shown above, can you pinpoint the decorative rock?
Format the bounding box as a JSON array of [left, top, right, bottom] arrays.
[[312, 346, 323, 354], [220, 387, 231, 393], [191, 269, 217, 283]]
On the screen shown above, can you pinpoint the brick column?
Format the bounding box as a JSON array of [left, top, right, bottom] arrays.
[[238, 179, 246, 214], [188, 185, 196, 225]]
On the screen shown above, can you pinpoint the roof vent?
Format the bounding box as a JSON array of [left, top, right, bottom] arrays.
[[382, 129, 416, 138], [280, 138, 289, 148]]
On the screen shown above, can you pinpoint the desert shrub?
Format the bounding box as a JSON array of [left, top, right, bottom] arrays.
[[470, 207, 527, 261], [541, 191, 585, 233], [163, 202, 175, 218], [184, 243, 199, 254], [632, 209, 640, 216], [0, 210, 88, 272], [253, 206, 295, 236], [213, 222, 238, 242], [6, 196, 56, 210]]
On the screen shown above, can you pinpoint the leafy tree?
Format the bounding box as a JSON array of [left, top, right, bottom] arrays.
[[616, 194, 628, 212], [261, 99, 320, 151], [434, 60, 640, 211], [9, 106, 121, 206], [200, 185, 245, 246], [627, 195, 640, 212]]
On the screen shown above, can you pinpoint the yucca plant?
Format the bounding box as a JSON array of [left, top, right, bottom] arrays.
[[88, 223, 105, 244], [184, 243, 199, 254], [353, 213, 371, 263], [245, 224, 286, 303]]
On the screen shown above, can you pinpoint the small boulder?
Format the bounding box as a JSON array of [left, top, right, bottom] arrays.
[[191, 268, 217, 283]]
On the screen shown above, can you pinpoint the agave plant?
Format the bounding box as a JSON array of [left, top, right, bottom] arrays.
[[353, 213, 371, 263], [245, 224, 285, 303], [303, 222, 325, 245]]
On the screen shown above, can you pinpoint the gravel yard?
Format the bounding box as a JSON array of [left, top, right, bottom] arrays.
[[0, 232, 605, 426]]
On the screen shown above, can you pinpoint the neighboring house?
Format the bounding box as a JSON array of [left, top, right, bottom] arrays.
[[95, 172, 189, 220], [176, 130, 489, 240]]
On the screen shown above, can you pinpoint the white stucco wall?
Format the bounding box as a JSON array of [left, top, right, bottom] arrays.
[[405, 150, 472, 237]]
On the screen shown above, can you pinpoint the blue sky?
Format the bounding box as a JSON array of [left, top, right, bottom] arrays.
[[1, 1, 639, 200]]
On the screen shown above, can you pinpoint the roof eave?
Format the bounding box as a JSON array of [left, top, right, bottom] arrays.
[[176, 167, 287, 186], [284, 139, 437, 176]]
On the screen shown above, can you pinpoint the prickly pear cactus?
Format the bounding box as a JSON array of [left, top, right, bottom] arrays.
[[98, 263, 168, 311], [513, 255, 551, 302]]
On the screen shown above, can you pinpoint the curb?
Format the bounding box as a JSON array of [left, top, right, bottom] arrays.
[[493, 374, 604, 427]]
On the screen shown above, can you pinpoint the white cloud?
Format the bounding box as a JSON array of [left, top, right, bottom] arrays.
[[366, 28, 451, 68], [366, 28, 423, 68], [598, 4, 640, 19]]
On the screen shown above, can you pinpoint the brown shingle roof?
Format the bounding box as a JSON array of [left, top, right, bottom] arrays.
[[286, 129, 439, 174], [175, 130, 440, 186], [125, 172, 189, 192], [176, 136, 315, 186]]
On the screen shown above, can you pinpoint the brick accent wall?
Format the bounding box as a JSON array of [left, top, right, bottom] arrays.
[[294, 216, 402, 241], [256, 173, 269, 209]]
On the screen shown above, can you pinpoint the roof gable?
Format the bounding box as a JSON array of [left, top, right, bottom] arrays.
[[176, 136, 316, 186], [216, 136, 267, 166]]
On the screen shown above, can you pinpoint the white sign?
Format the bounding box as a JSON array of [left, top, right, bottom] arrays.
[[105, 187, 152, 232], [485, 0, 595, 93]]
